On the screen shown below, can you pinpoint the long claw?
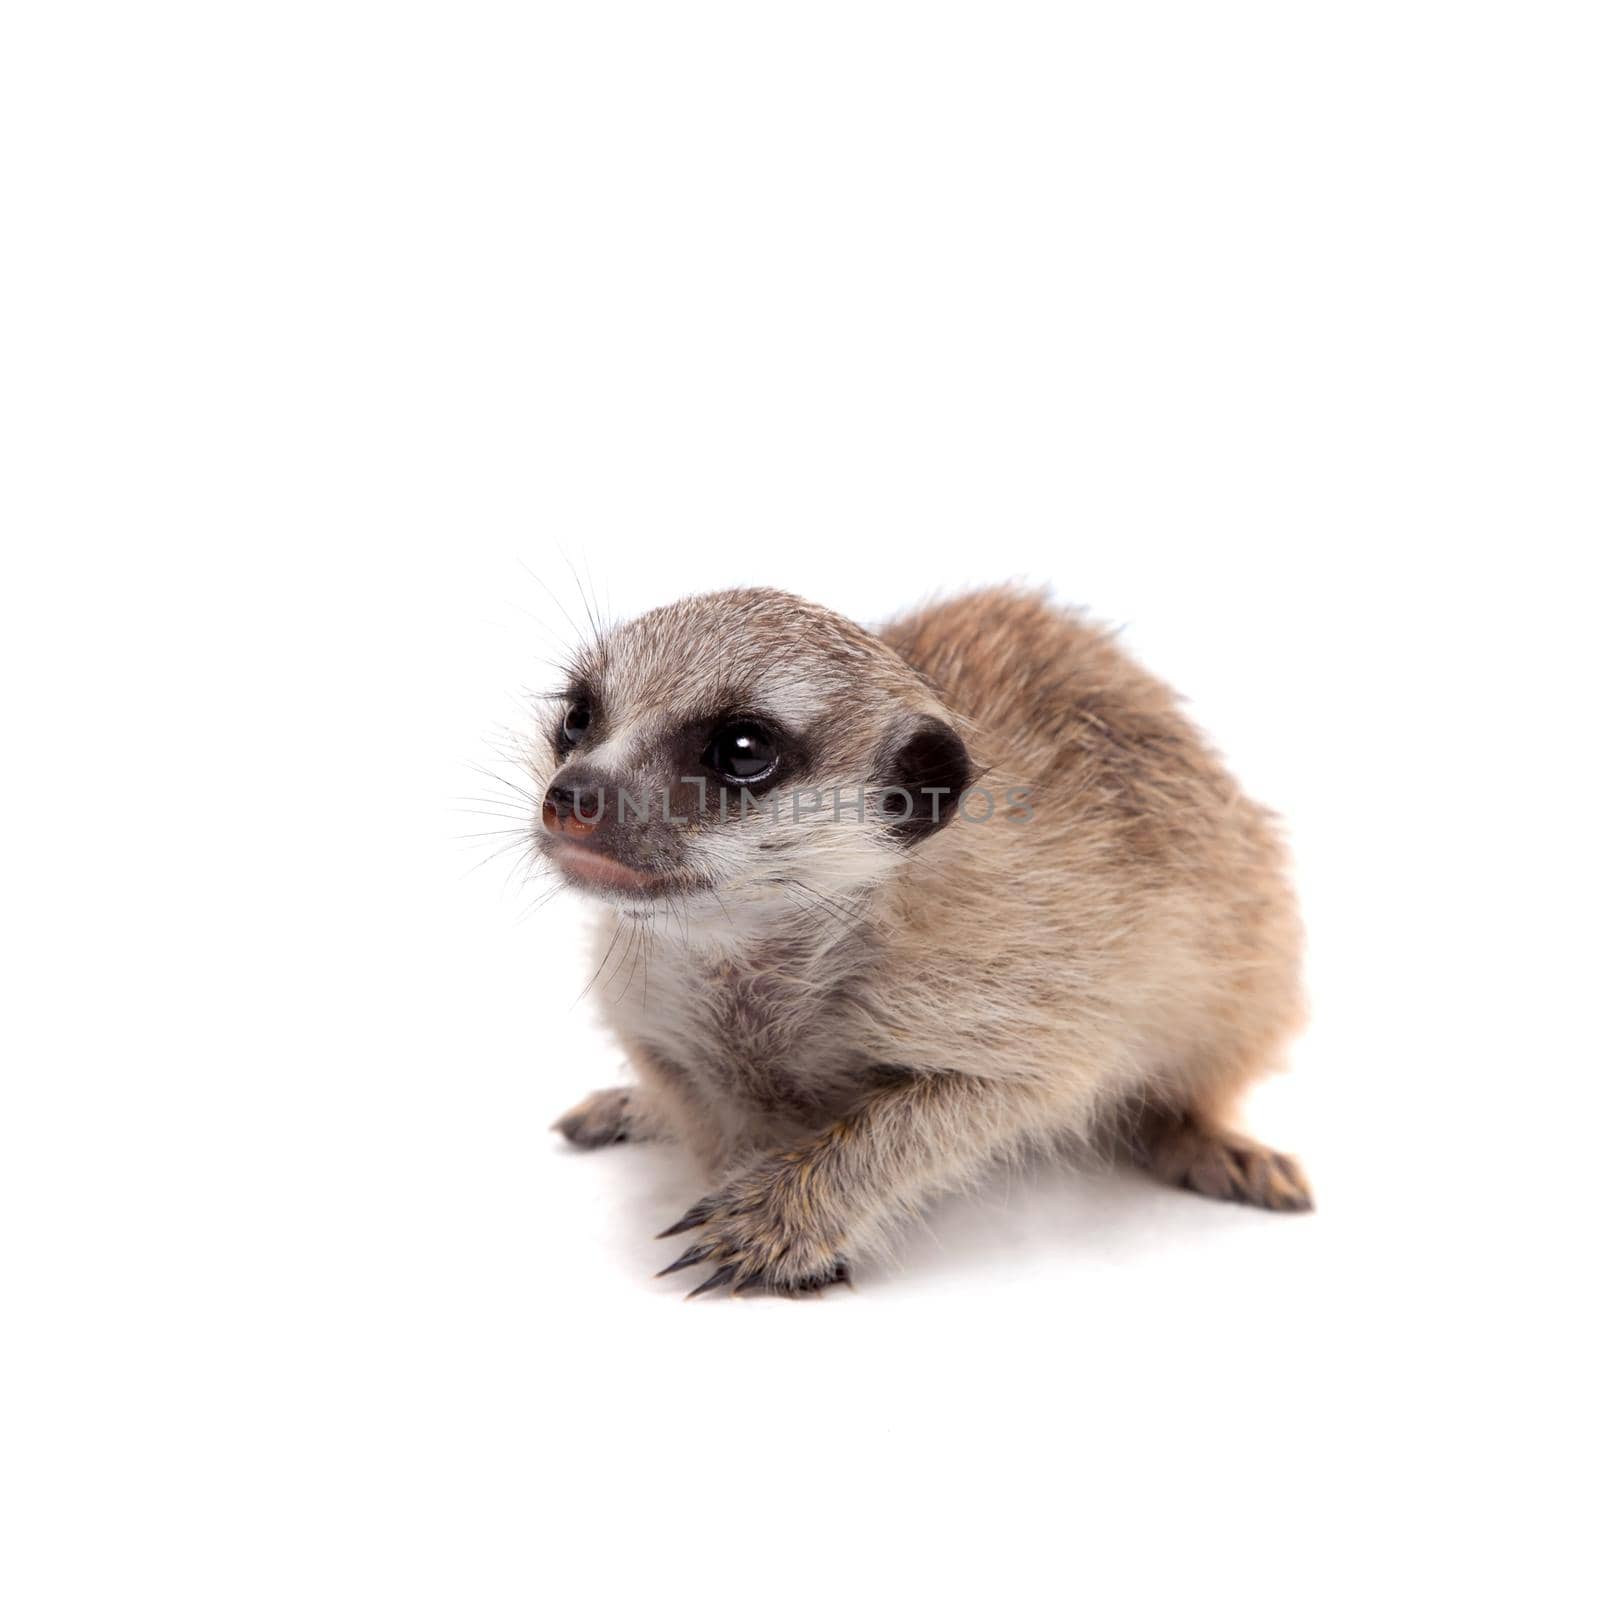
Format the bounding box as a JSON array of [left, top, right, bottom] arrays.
[[657, 1201, 714, 1239], [656, 1241, 714, 1278], [686, 1264, 739, 1299]]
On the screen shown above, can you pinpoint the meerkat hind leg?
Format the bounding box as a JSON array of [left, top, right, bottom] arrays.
[[1136, 1112, 1313, 1213]]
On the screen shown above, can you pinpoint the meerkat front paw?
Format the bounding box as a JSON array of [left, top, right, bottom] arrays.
[[655, 1154, 853, 1297], [551, 1087, 635, 1149]]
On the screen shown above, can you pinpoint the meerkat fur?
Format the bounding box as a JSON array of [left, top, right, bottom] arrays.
[[528, 586, 1311, 1296]]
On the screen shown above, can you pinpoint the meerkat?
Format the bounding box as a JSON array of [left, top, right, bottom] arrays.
[[528, 586, 1311, 1296]]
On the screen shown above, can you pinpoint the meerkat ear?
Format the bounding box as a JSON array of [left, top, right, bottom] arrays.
[[880, 715, 972, 844]]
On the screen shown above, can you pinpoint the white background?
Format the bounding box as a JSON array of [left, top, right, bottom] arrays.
[[3, 3, 1596, 1596]]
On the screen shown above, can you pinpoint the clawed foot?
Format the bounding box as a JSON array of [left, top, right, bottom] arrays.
[[552, 1088, 634, 1150], [654, 1155, 853, 1298], [1139, 1117, 1314, 1212]]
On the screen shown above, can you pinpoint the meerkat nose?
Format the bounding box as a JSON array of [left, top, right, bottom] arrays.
[[542, 779, 602, 837]]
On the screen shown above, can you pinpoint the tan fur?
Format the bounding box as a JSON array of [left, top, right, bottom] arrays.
[[526, 586, 1311, 1294]]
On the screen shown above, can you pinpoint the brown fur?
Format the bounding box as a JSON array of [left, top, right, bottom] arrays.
[[525, 586, 1312, 1295]]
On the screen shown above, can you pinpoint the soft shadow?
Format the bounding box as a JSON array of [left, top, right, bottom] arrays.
[[570, 1138, 1309, 1301]]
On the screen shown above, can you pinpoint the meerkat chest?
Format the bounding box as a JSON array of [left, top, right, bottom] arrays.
[[611, 931, 870, 1121]]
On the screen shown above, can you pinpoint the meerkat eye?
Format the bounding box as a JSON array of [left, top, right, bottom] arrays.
[[703, 719, 778, 784], [558, 701, 592, 754]]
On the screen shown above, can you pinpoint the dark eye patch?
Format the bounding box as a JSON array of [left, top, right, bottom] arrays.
[[667, 706, 810, 799], [703, 720, 778, 784]]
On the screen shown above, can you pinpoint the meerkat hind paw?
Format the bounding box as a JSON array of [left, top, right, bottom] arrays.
[[1142, 1118, 1313, 1212]]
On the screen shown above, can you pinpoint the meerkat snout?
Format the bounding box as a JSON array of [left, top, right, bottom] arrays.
[[528, 585, 1313, 1295]]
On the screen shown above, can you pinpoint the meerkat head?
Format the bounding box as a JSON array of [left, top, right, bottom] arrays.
[[526, 588, 971, 927]]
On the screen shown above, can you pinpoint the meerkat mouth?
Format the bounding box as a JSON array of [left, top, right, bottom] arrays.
[[547, 840, 668, 897]]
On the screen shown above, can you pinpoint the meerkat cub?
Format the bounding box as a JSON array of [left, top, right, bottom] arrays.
[[530, 587, 1311, 1296]]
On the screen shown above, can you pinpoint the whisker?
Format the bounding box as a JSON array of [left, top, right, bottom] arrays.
[[574, 918, 628, 1005]]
